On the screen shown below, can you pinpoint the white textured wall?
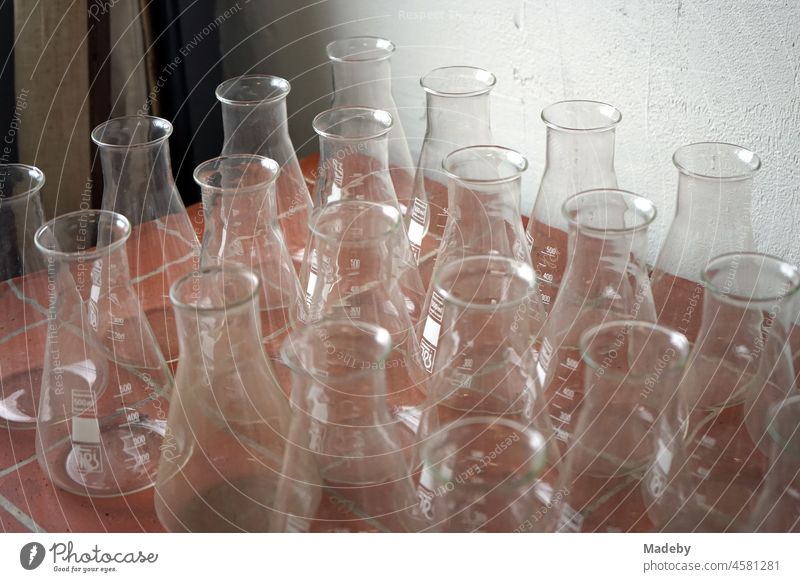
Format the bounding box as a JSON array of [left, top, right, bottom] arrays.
[[221, 0, 800, 264]]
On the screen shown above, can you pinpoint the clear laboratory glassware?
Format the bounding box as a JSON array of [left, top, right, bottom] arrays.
[[312, 106, 424, 322], [749, 395, 800, 532], [525, 100, 621, 312], [416, 145, 531, 373], [651, 142, 761, 343], [535, 189, 657, 451], [34, 209, 172, 497], [154, 265, 291, 532], [300, 200, 426, 443], [677, 253, 800, 531], [92, 116, 201, 367], [554, 321, 691, 533], [327, 36, 415, 212], [405, 66, 495, 288], [216, 75, 313, 273], [194, 154, 304, 379], [272, 320, 424, 532], [0, 164, 47, 429], [418, 417, 553, 532]]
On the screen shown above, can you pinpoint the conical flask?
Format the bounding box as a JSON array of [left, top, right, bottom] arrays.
[[652, 142, 761, 343], [154, 265, 291, 532], [300, 200, 426, 444], [677, 253, 799, 531], [194, 154, 304, 379], [216, 75, 313, 273], [417, 255, 548, 442], [536, 189, 657, 449], [525, 101, 621, 311], [416, 145, 531, 374], [33, 210, 172, 497], [749, 395, 800, 532], [0, 164, 47, 429], [553, 321, 691, 532], [405, 66, 495, 287], [92, 116, 201, 367], [327, 36, 414, 211], [272, 320, 423, 532], [418, 417, 552, 532]]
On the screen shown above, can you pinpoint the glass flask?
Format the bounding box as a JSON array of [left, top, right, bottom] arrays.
[[216, 75, 313, 273], [525, 101, 621, 312], [154, 265, 291, 532], [536, 189, 657, 450], [194, 154, 304, 377], [312, 106, 424, 322], [300, 200, 426, 443], [405, 66, 495, 288], [554, 321, 691, 533], [0, 164, 47, 429], [33, 210, 172, 497], [677, 253, 800, 531], [749, 395, 800, 532], [327, 36, 414, 211], [651, 142, 761, 343], [416, 145, 531, 371], [273, 320, 424, 532], [418, 417, 553, 532], [92, 116, 201, 367]]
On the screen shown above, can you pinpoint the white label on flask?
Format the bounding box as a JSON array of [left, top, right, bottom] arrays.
[[72, 416, 101, 444], [407, 219, 424, 248]]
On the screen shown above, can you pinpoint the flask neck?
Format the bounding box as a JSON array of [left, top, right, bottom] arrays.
[[316, 134, 395, 204], [673, 173, 755, 242], [201, 185, 276, 261], [426, 92, 492, 144], [331, 59, 394, 106], [220, 98, 292, 158], [544, 127, 616, 179]]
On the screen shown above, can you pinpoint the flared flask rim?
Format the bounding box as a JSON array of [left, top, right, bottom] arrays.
[[541, 99, 622, 133], [433, 255, 537, 312], [0, 163, 46, 201], [421, 416, 548, 489], [215, 74, 291, 106], [673, 141, 761, 182], [420, 66, 497, 98], [280, 319, 393, 383], [579, 320, 690, 378], [326, 36, 396, 63], [91, 115, 173, 149], [193, 154, 281, 196], [766, 394, 800, 458], [34, 209, 131, 261], [700, 252, 800, 306], [562, 188, 657, 235], [442, 145, 528, 185], [312, 106, 393, 141], [309, 200, 401, 246], [169, 265, 262, 313]]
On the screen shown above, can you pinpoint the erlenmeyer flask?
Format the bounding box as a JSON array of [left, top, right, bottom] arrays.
[[554, 321, 691, 533], [416, 145, 531, 373], [34, 210, 172, 497], [0, 164, 47, 429], [216, 75, 313, 273], [273, 320, 423, 532], [652, 142, 761, 342], [536, 189, 657, 449], [418, 417, 552, 532], [312, 106, 424, 322], [154, 266, 290, 532], [525, 101, 621, 311], [194, 154, 304, 372], [300, 200, 426, 444], [405, 66, 495, 287], [327, 37, 414, 211], [92, 116, 201, 367], [749, 395, 800, 532], [678, 253, 799, 530]]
